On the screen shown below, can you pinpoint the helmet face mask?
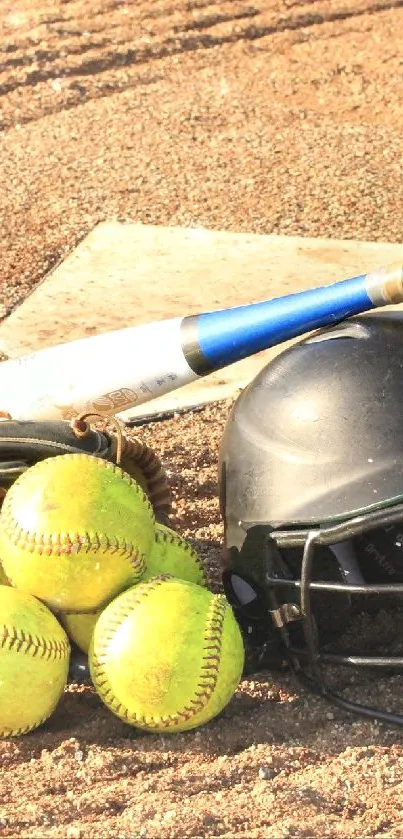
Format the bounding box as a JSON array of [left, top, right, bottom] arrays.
[[219, 313, 403, 727], [222, 506, 403, 725]]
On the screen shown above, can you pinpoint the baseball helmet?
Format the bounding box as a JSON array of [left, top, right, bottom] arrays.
[[218, 311, 403, 726]]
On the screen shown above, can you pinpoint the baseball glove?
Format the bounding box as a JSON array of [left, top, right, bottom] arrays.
[[0, 413, 172, 527]]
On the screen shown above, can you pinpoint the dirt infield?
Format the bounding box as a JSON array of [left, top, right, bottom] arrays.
[[2, 2, 403, 837]]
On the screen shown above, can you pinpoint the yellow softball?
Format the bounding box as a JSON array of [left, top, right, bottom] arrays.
[[0, 454, 155, 613], [59, 610, 100, 655], [0, 585, 70, 737], [143, 522, 207, 586], [89, 576, 245, 733], [55, 523, 206, 645]]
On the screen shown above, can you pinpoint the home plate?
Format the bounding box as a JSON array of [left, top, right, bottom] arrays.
[[0, 222, 401, 423]]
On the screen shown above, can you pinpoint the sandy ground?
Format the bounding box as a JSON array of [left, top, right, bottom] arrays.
[[2, 1, 403, 837]]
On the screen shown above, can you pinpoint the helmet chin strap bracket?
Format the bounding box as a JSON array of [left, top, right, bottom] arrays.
[[269, 602, 302, 628]]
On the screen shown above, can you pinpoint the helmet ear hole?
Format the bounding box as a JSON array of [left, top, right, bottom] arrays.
[[224, 572, 263, 615], [222, 554, 288, 675], [222, 538, 271, 622]]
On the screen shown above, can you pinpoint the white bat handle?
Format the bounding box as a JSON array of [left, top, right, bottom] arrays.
[[0, 318, 196, 420]]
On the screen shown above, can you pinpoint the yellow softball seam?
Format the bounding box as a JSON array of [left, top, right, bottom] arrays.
[[2, 453, 154, 585], [155, 528, 207, 585], [0, 625, 70, 737], [0, 624, 71, 661], [0, 626, 70, 736], [0, 509, 146, 589], [93, 455, 158, 518], [91, 578, 227, 728], [1, 714, 53, 739], [0, 452, 155, 586]]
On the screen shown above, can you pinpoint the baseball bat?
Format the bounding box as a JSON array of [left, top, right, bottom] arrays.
[[0, 262, 401, 421]]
